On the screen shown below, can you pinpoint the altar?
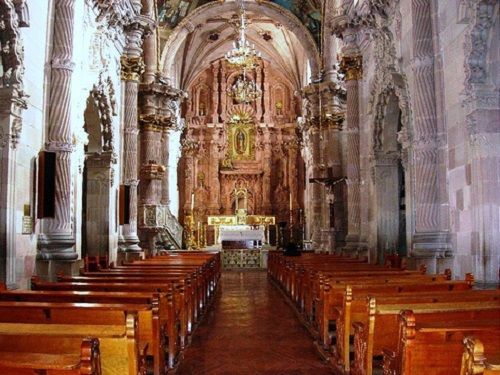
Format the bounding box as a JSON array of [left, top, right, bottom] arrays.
[[207, 210, 275, 269]]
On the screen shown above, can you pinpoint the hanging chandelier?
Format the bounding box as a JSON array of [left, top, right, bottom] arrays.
[[227, 71, 262, 104], [224, 4, 261, 69]]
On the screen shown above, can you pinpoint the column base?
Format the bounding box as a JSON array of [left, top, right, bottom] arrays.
[[342, 233, 360, 255], [116, 249, 144, 265], [35, 259, 82, 281], [411, 232, 452, 258], [37, 233, 77, 261], [118, 234, 142, 252]]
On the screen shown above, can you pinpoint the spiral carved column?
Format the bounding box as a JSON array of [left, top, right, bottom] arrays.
[[119, 54, 144, 252], [340, 55, 362, 253], [37, 0, 77, 262], [410, 0, 450, 260]]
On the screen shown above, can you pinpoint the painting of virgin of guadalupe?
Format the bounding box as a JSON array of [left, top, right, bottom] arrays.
[[270, 0, 322, 46]]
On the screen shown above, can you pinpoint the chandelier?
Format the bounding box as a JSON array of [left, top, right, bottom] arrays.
[[227, 72, 262, 104], [224, 5, 261, 69]]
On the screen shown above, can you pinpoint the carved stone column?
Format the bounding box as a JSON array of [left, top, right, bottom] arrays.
[[119, 51, 144, 252], [409, 0, 450, 261], [208, 136, 221, 214], [308, 123, 323, 249], [220, 61, 227, 122], [211, 63, 220, 124], [263, 61, 272, 124], [160, 128, 170, 206], [261, 127, 272, 214], [0, 1, 29, 287], [339, 55, 362, 253], [37, 0, 77, 263]]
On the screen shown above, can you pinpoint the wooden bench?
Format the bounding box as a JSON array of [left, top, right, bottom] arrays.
[[0, 302, 142, 375], [315, 276, 472, 350], [0, 289, 175, 373], [0, 337, 101, 375], [381, 310, 500, 375], [334, 288, 499, 373], [460, 335, 500, 375], [351, 299, 500, 375]]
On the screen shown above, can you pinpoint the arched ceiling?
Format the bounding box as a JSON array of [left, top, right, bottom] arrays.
[[159, 0, 321, 91]]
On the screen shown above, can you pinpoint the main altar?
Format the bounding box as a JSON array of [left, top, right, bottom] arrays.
[[208, 209, 275, 269]]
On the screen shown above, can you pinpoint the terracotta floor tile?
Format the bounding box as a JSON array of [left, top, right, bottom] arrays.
[[177, 271, 332, 375]]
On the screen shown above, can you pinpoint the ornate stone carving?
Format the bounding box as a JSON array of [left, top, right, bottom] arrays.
[[339, 55, 363, 81], [463, 0, 497, 88], [120, 55, 145, 81], [89, 73, 117, 154], [0, 0, 29, 87]]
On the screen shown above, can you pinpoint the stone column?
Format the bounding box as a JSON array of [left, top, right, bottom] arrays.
[[37, 0, 77, 264], [220, 61, 227, 122], [119, 33, 145, 252], [208, 136, 221, 214], [410, 0, 450, 262], [255, 64, 263, 122], [339, 55, 362, 253], [261, 127, 272, 214], [263, 61, 272, 124], [308, 124, 324, 250], [160, 129, 170, 206], [211, 63, 220, 124]]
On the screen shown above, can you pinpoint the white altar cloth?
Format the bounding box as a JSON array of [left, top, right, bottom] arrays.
[[219, 225, 265, 242]]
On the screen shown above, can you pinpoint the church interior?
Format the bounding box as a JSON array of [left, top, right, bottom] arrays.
[[0, 0, 498, 373]]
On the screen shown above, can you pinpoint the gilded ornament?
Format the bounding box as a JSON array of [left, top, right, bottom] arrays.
[[339, 55, 363, 81], [120, 55, 145, 81]]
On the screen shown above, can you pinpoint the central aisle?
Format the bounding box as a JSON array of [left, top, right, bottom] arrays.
[[177, 270, 332, 374]]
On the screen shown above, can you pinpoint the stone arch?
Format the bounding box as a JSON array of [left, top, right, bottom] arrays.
[[160, 0, 321, 84]]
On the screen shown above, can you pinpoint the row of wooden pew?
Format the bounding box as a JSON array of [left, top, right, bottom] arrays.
[[0, 251, 221, 375], [268, 251, 500, 375]]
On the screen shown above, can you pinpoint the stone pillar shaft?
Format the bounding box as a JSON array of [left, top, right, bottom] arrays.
[[161, 130, 170, 206], [410, 0, 449, 255], [340, 56, 362, 250], [119, 55, 144, 251], [38, 0, 77, 261]]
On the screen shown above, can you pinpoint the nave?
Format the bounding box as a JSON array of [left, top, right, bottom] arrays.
[[177, 271, 332, 375]]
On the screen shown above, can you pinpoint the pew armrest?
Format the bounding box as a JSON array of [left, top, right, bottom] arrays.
[[382, 348, 398, 375]]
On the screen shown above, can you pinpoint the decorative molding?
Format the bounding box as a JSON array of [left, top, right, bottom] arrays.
[[0, 0, 30, 88], [339, 55, 363, 81], [89, 73, 117, 154], [120, 55, 145, 81], [463, 0, 497, 89]]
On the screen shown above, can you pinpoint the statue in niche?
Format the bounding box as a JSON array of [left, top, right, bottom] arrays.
[[275, 101, 283, 116], [235, 129, 246, 154]]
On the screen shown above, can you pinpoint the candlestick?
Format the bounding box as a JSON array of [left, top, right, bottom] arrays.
[[191, 192, 194, 211]]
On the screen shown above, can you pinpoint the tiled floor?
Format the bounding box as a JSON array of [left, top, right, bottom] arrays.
[[177, 270, 333, 374]]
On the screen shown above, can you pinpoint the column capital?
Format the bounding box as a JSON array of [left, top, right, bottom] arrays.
[[339, 55, 363, 81], [121, 55, 145, 82]]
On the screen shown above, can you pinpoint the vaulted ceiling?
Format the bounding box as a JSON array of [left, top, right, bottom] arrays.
[[159, 0, 321, 91]]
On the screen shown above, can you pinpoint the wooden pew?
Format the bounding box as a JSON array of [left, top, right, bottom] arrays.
[[381, 310, 500, 375], [316, 276, 472, 350], [351, 299, 500, 375], [334, 288, 499, 373], [0, 337, 101, 375], [460, 336, 500, 375], [30, 278, 182, 371], [0, 289, 174, 373], [0, 302, 142, 375]]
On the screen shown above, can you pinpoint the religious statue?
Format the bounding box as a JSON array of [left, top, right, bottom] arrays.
[[235, 129, 246, 154]]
